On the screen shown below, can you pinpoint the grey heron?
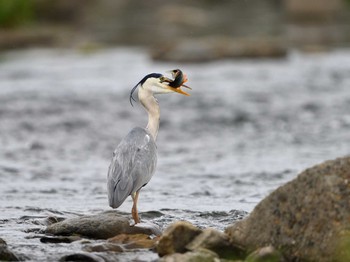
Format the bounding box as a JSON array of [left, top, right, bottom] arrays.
[[107, 71, 190, 224]]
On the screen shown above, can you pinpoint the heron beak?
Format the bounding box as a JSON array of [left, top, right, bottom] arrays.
[[167, 86, 190, 96]]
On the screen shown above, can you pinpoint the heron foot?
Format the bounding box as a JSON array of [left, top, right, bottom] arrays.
[[129, 219, 136, 227]]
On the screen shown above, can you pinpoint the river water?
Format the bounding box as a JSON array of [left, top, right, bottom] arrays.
[[0, 48, 350, 261]]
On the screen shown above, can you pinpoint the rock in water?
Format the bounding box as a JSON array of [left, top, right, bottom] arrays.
[[108, 233, 159, 249], [45, 211, 161, 239], [186, 228, 245, 260], [40, 235, 81, 243], [225, 156, 350, 262], [59, 253, 104, 262], [157, 221, 202, 257], [0, 238, 19, 261]]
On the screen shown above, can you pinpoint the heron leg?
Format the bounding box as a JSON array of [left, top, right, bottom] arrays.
[[131, 189, 141, 224]]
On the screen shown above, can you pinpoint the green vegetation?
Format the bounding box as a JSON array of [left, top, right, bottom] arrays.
[[336, 231, 350, 262], [0, 0, 33, 28]]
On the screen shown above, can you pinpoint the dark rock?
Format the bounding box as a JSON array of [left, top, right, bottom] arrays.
[[0, 238, 19, 261], [157, 221, 202, 257], [186, 228, 245, 260], [159, 249, 219, 262], [59, 253, 104, 262], [245, 246, 285, 262], [225, 156, 350, 262], [83, 243, 124, 253], [40, 235, 81, 244], [46, 211, 161, 239]]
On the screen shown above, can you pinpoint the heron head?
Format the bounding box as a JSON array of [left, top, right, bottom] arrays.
[[129, 72, 190, 106]]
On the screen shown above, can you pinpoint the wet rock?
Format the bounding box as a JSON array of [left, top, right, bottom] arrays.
[[46, 211, 161, 239], [40, 235, 81, 244], [151, 37, 287, 62], [45, 216, 66, 225], [83, 243, 124, 253], [159, 249, 219, 262], [108, 233, 158, 249], [0, 238, 19, 261], [157, 221, 202, 257], [225, 156, 350, 262], [83, 242, 125, 253], [132, 220, 162, 236], [245, 246, 284, 262], [186, 228, 245, 260], [84, 234, 157, 253]]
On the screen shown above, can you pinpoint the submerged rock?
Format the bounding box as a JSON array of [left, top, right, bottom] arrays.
[[226, 156, 350, 262], [84, 234, 160, 253], [45, 211, 161, 239], [157, 221, 202, 257], [108, 233, 159, 249], [83, 243, 124, 253], [0, 238, 19, 261], [40, 235, 81, 244], [59, 253, 104, 262]]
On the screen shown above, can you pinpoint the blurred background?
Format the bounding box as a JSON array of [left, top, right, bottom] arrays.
[[1, 0, 350, 58], [1, 1, 350, 260]]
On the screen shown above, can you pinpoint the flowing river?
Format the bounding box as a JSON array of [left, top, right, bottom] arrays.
[[0, 48, 350, 260]]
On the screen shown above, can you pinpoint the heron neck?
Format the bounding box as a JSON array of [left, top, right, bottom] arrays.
[[138, 88, 160, 140]]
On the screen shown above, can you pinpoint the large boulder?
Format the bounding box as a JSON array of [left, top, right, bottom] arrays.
[[45, 211, 161, 239], [226, 156, 350, 262]]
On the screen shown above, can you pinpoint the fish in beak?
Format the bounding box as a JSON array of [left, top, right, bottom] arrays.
[[162, 69, 191, 96]]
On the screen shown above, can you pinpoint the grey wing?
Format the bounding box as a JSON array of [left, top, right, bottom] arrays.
[[107, 155, 133, 208], [107, 128, 157, 209]]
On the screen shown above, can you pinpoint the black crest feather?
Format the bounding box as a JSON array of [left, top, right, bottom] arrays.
[[129, 73, 163, 106]]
